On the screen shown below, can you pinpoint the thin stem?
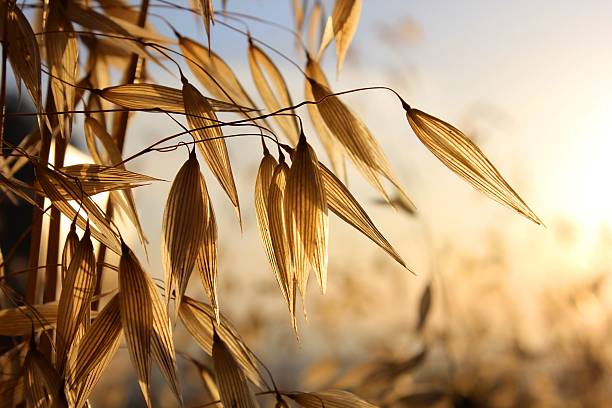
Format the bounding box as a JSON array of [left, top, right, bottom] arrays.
[[116, 85, 410, 166]]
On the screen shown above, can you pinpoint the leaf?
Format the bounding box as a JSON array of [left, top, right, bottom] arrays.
[[267, 159, 296, 328], [57, 163, 159, 197], [55, 226, 96, 375], [285, 135, 329, 296], [196, 182, 218, 321], [183, 80, 240, 217], [287, 389, 376, 408], [0, 303, 58, 336], [6, 5, 42, 126], [416, 282, 432, 333], [405, 108, 542, 224], [162, 151, 207, 315], [118, 243, 182, 406], [318, 0, 362, 74], [67, 295, 122, 408], [98, 83, 252, 113], [46, 0, 79, 140], [308, 66, 412, 206], [212, 331, 259, 408], [178, 296, 267, 388], [319, 162, 406, 268], [248, 41, 300, 145]]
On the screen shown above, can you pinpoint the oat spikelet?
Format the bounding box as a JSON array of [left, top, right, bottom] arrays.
[[119, 243, 182, 406], [212, 331, 259, 408], [287, 389, 376, 407], [162, 151, 208, 315], [98, 83, 250, 113], [267, 158, 297, 328], [46, 0, 79, 140], [6, 5, 42, 129], [196, 181, 219, 322], [179, 296, 267, 388], [182, 80, 241, 220], [406, 108, 542, 224], [285, 135, 329, 296], [319, 162, 407, 268], [248, 41, 300, 145], [318, 0, 362, 75], [55, 225, 96, 375], [305, 57, 346, 182], [67, 295, 122, 408], [308, 58, 413, 207]]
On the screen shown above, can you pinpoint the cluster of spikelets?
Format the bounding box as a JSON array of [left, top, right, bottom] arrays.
[[0, 0, 542, 406]]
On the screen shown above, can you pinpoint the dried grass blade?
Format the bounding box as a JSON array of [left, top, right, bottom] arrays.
[[406, 108, 542, 224], [183, 81, 241, 217], [162, 151, 207, 315], [287, 389, 376, 408], [0, 172, 39, 207], [0, 303, 58, 336], [178, 296, 267, 388], [212, 331, 259, 408], [68, 295, 121, 408], [37, 166, 122, 253], [58, 164, 158, 197], [198, 0, 215, 48], [319, 163, 406, 268], [196, 182, 218, 321], [7, 6, 42, 127], [318, 0, 362, 75], [285, 136, 329, 294], [45, 0, 79, 140], [267, 160, 296, 328], [98, 83, 251, 113], [65, 3, 151, 59], [248, 43, 300, 145], [55, 226, 96, 375], [84, 117, 148, 247]]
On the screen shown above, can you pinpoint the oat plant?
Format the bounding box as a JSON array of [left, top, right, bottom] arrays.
[[0, 0, 540, 407]]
